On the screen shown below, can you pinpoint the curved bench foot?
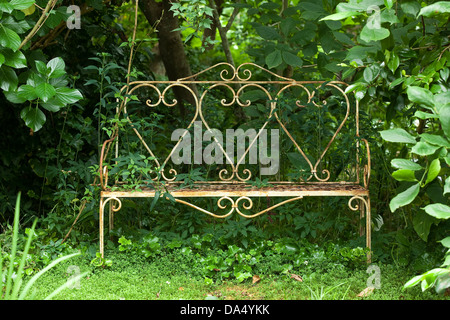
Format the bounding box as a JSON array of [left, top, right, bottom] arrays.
[[348, 195, 371, 263]]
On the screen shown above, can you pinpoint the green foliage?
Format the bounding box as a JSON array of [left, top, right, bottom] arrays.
[[380, 86, 449, 228], [90, 252, 112, 269], [118, 233, 162, 258], [379, 64, 450, 294], [109, 152, 158, 190], [0, 192, 86, 300], [0, 3, 82, 132], [319, 0, 450, 294], [170, 0, 216, 48], [158, 235, 370, 284]]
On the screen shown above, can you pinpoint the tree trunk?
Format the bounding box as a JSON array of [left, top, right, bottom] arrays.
[[139, 0, 197, 118]]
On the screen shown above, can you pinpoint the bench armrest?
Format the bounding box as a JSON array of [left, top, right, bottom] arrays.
[[99, 134, 118, 190], [360, 138, 371, 188]]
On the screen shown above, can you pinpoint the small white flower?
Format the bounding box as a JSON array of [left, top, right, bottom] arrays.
[[304, 261, 308, 265], [166, 281, 170, 285]]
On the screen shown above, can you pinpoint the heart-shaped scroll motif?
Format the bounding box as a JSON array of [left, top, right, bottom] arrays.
[[198, 82, 277, 182], [119, 82, 200, 183], [273, 81, 354, 183]]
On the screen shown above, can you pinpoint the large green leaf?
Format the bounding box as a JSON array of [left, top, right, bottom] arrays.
[[9, 0, 35, 10], [425, 159, 441, 185], [414, 111, 439, 120], [0, 25, 21, 51], [0, 65, 18, 91], [337, 0, 384, 12], [35, 60, 49, 75], [401, 1, 421, 16], [0, 1, 14, 13], [281, 51, 303, 67], [380, 128, 416, 144], [35, 82, 56, 103], [391, 159, 423, 171], [345, 45, 378, 61], [403, 268, 449, 290], [423, 203, 450, 220], [387, 51, 399, 73], [320, 11, 362, 21], [413, 211, 435, 242], [17, 84, 37, 101], [0, 16, 30, 34], [381, 8, 399, 24], [47, 57, 66, 78], [439, 104, 450, 139], [444, 177, 450, 196], [418, 1, 450, 17], [280, 17, 297, 36], [254, 25, 281, 41], [384, 0, 394, 10], [407, 86, 435, 109], [41, 97, 66, 112], [392, 169, 417, 182], [20, 106, 46, 132], [4, 90, 26, 104], [440, 237, 450, 249], [297, 2, 325, 20], [411, 141, 440, 156], [388, 77, 404, 89], [434, 92, 450, 113], [360, 25, 390, 42], [389, 183, 420, 212], [1, 49, 27, 68], [420, 133, 450, 148], [363, 64, 380, 83], [54, 87, 82, 104], [265, 50, 282, 69]]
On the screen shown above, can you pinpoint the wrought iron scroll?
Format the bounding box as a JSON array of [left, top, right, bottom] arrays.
[[173, 196, 304, 219], [101, 62, 360, 186]]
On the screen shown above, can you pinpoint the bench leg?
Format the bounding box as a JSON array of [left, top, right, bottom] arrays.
[[99, 196, 122, 259], [359, 198, 365, 237], [99, 197, 105, 259], [109, 202, 114, 239], [348, 195, 371, 263], [366, 196, 372, 264]]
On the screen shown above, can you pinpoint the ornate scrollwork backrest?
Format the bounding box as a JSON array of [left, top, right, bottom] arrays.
[[114, 62, 360, 184]]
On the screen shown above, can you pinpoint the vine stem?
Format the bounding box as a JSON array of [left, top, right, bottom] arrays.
[[19, 0, 58, 50]]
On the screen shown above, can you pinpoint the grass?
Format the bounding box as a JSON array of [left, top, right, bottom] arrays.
[[29, 249, 449, 300]]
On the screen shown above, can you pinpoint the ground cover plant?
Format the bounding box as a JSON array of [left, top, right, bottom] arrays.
[[1, 0, 449, 301], [20, 238, 449, 300]]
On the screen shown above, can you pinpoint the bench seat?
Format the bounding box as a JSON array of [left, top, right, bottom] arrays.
[[101, 182, 369, 198]]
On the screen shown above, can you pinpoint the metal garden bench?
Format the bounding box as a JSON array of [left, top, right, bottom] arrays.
[[98, 62, 372, 262]]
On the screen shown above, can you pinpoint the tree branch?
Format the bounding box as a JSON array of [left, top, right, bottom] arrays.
[[209, 0, 234, 66], [19, 0, 58, 50], [225, 4, 240, 32]]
